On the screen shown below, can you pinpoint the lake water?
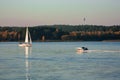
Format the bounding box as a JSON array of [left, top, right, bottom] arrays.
[[0, 42, 120, 80]]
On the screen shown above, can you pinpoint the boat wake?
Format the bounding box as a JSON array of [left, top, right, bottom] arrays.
[[87, 50, 120, 53]]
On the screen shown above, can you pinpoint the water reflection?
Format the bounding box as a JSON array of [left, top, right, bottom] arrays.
[[24, 47, 32, 80]]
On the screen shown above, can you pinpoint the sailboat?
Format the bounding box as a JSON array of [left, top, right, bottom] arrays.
[[19, 27, 32, 47]]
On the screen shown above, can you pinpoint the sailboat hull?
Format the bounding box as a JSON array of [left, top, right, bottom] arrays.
[[19, 43, 32, 47]]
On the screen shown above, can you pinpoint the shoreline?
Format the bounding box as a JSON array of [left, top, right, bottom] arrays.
[[102, 40, 120, 42], [0, 40, 120, 42]]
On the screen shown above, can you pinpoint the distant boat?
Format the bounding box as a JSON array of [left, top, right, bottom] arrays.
[[76, 47, 88, 53], [19, 27, 32, 47]]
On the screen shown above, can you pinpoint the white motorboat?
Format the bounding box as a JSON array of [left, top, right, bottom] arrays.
[[76, 47, 88, 53]]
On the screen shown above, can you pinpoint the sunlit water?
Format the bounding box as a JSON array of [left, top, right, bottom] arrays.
[[0, 42, 120, 80]]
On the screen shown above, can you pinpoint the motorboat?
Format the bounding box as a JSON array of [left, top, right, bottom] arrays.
[[77, 47, 88, 53]]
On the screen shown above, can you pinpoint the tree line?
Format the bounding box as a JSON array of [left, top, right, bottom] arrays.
[[0, 25, 120, 41]]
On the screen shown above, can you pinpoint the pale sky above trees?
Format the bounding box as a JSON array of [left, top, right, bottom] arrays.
[[0, 0, 120, 26]]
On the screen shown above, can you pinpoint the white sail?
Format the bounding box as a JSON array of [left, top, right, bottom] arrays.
[[25, 27, 29, 43], [29, 31, 32, 44]]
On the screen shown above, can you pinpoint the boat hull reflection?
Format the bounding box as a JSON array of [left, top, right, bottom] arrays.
[[25, 47, 32, 80]]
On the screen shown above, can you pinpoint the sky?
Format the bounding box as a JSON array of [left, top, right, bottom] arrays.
[[0, 0, 120, 26]]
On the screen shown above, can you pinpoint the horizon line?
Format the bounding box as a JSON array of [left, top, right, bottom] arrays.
[[0, 24, 120, 27]]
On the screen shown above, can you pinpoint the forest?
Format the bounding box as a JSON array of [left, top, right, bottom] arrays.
[[0, 25, 120, 41]]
